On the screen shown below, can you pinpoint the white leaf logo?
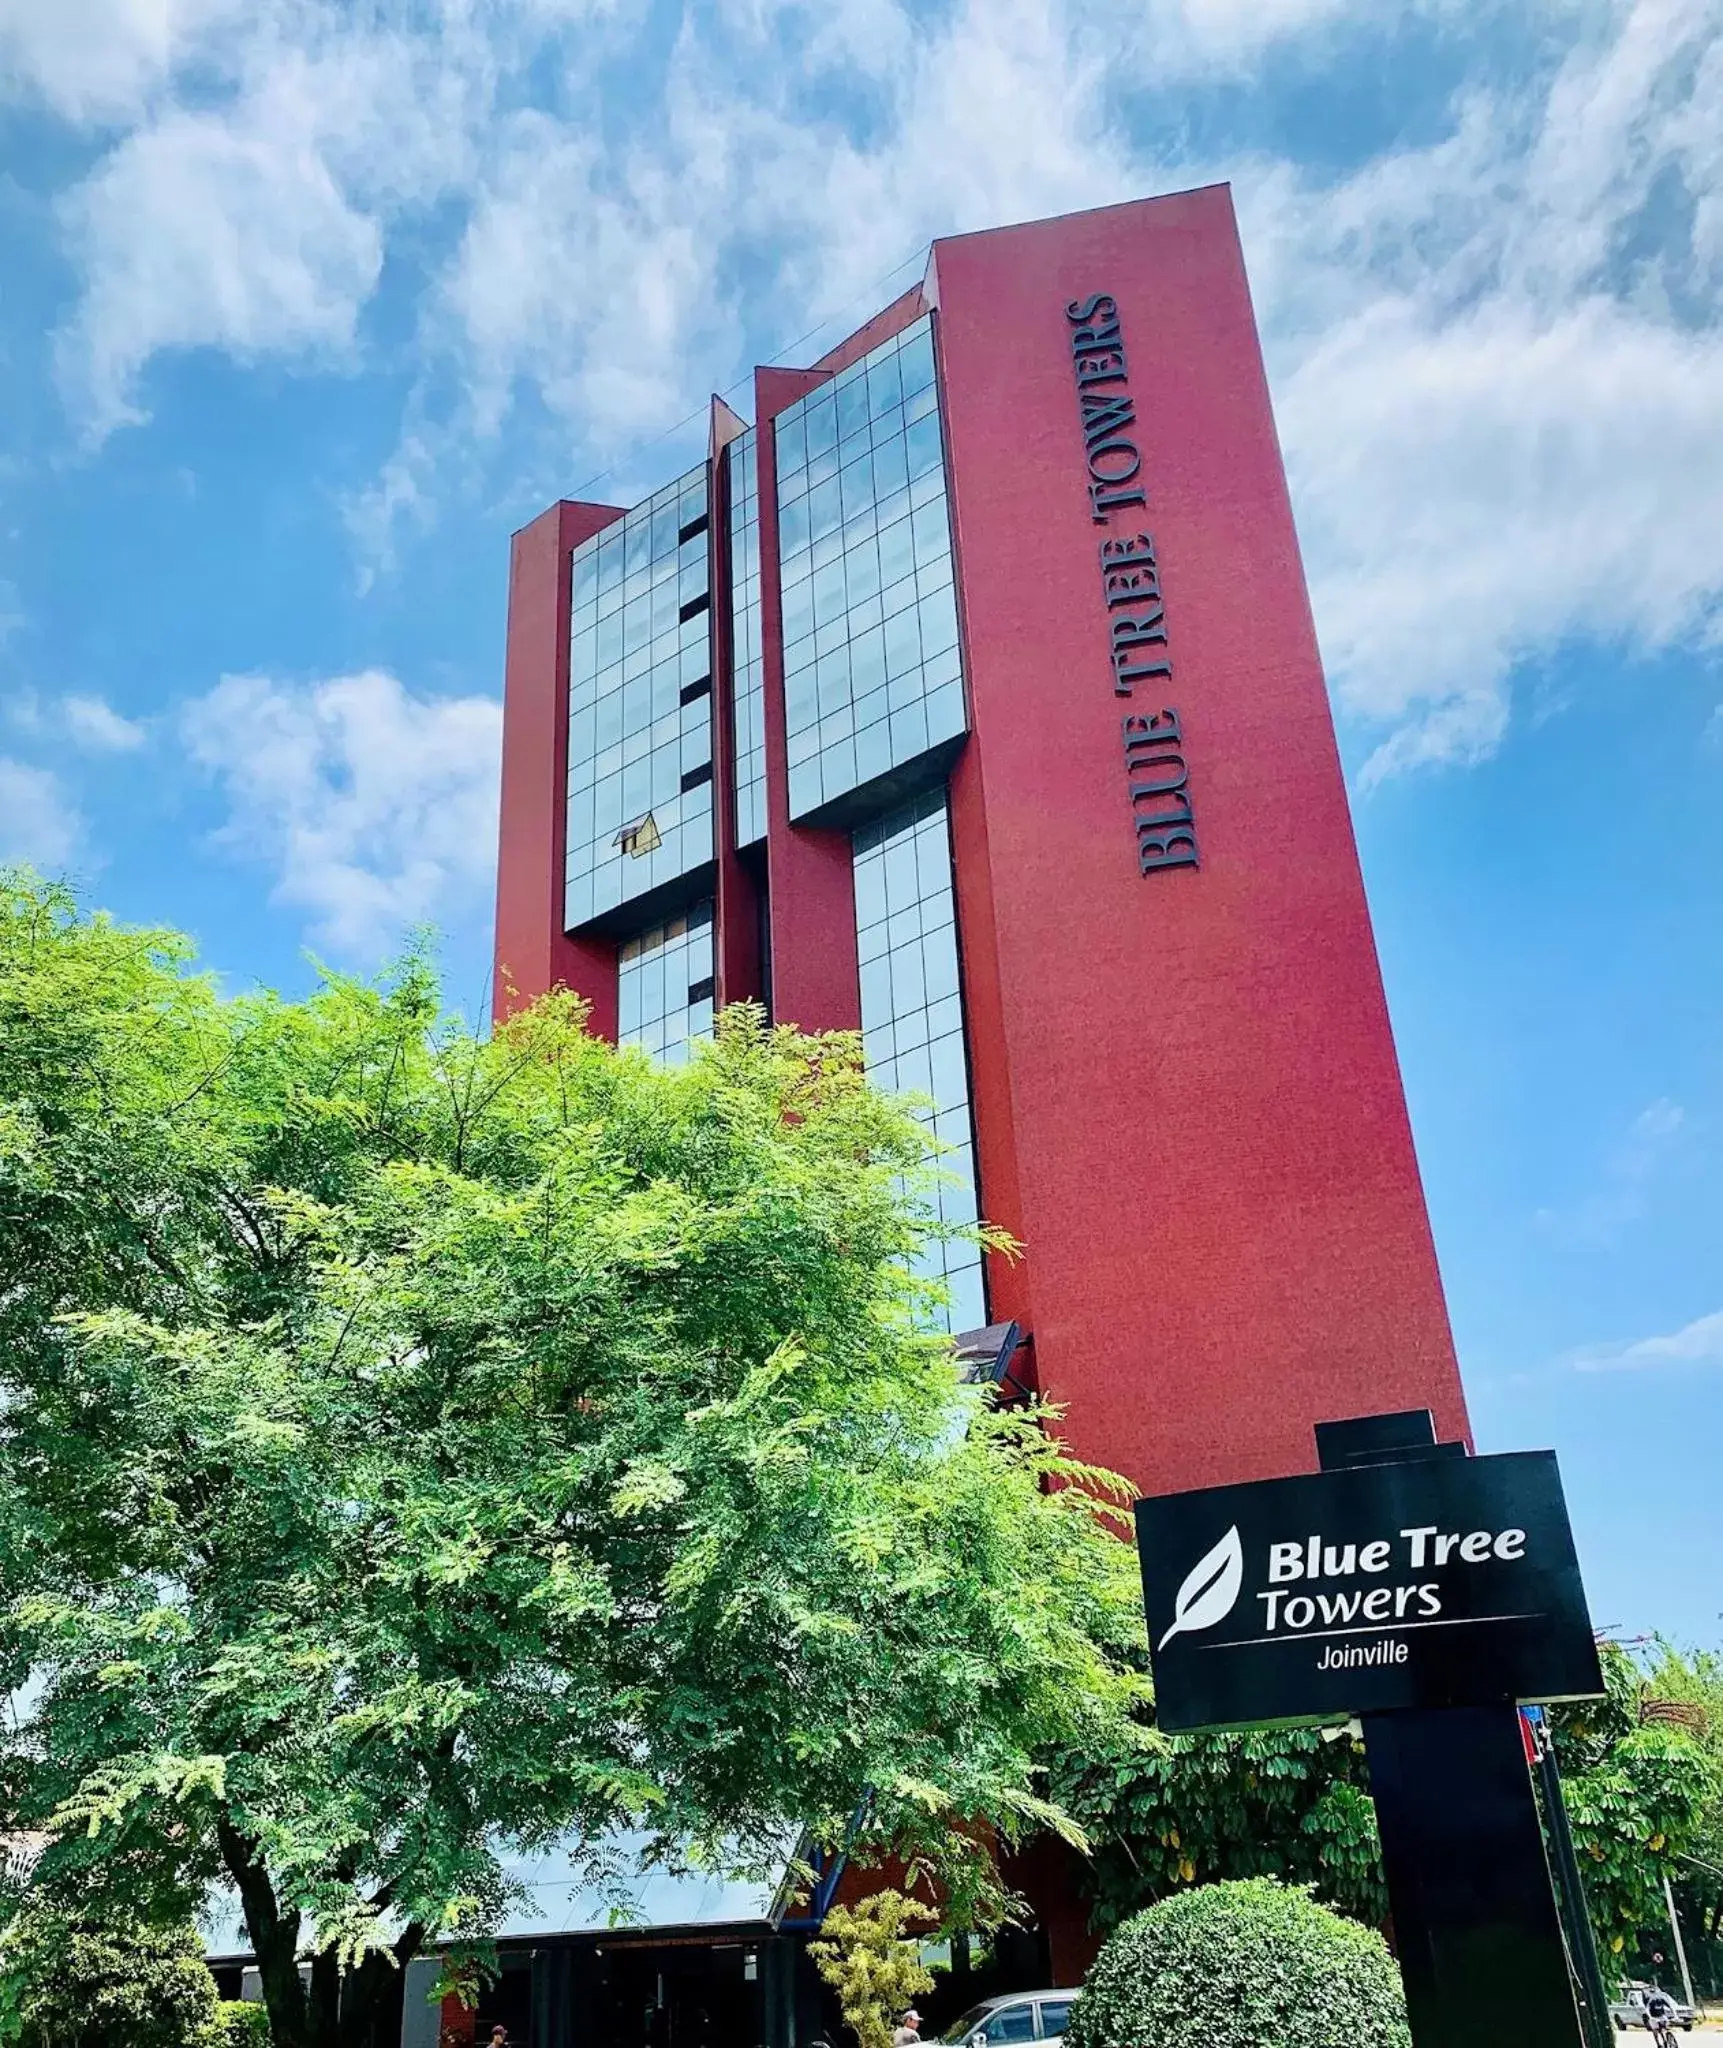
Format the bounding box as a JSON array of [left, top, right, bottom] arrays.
[[1157, 1525, 1244, 1650]]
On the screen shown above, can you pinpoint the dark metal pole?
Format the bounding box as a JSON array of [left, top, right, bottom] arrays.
[[1534, 1727, 1616, 2048]]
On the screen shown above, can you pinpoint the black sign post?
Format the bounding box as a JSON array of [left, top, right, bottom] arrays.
[[1135, 1411, 1606, 2048]]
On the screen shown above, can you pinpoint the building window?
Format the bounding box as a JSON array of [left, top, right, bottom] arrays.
[[726, 428, 767, 850], [774, 316, 967, 822], [852, 790, 985, 1333], [617, 903, 716, 1067], [567, 467, 714, 930]]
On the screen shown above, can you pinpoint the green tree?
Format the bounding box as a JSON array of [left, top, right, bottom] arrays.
[[809, 1891, 935, 2048], [1049, 1704, 1386, 1932], [1552, 1642, 1722, 1975], [1638, 1641, 1723, 1986], [0, 1905, 224, 2048], [0, 875, 1142, 2048]]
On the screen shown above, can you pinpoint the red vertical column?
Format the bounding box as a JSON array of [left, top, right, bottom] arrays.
[[754, 367, 863, 1035], [930, 187, 1468, 1497], [493, 498, 623, 1035]]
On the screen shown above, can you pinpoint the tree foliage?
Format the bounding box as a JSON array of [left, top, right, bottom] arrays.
[[809, 1890, 935, 2048], [1049, 1702, 1386, 1932], [0, 1905, 224, 2048], [0, 874, 1142, 2048], [1552, 1641, 1723, 1978], [1064, 1878, 1409, 2048], [1637, 1641, 1723, 1980]]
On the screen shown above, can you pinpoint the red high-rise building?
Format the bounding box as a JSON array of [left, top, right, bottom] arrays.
[[480, 178, 1475, 2048], [496, 184, 1468, 1504]]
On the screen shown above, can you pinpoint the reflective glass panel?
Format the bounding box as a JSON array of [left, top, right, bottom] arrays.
[[726, 429, 767, 849], [852, 789, 984, 1333], [567, 467, 713, 929], [774, 316, 967, 820], [617, 902, 715, 1067]]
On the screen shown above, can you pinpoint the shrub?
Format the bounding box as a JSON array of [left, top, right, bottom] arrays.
[[218, 2003, 270, 2048], [0, 1906, 225, 2048], [808, 1891, 935, 2048], [1065, 1877, 1410, 2048]]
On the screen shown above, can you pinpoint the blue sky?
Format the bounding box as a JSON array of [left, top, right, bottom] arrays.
[[1, 0, 1719, 1643]]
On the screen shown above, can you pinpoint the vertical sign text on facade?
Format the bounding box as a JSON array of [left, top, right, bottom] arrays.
[[1066, 292, 1198, 875]]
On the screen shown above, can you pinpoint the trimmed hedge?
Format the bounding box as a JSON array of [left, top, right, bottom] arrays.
[[1065, 1877, 1410, 2048]]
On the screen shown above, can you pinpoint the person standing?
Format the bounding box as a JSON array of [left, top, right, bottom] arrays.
[[893, 2009, 924, 2047]]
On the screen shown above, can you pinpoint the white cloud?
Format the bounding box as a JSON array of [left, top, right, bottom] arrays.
[[1570, 1306, 1723, 1372], [180, 670, 502, 961], [56, 88, 379, 441], [51, 18, 481, 439], [5, 689, 148, 750], [0, 759, 81, 868], [64, 695, 147, 751], [0, 0, 240, 124], [26, 0, 1723, 777], [1250, 0, 1723, 779], [1536, 1094, 1687, 1241], [423, 0, 1723, 776]]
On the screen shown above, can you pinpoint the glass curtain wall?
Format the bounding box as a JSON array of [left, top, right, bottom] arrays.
[[617, 904, 716, 1066], [852, 791, 985, 1333], [567, 468, 715, 929], [726, 429, 767, 850], [773, 317, 967, 820]]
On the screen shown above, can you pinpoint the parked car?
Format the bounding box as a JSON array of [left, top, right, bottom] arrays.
[[1609, 1983, 1695, 2031], [939, 1993, 1076, 2047]]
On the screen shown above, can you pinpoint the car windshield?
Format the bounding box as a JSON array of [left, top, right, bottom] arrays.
[[941, 2009, 994, 2043]]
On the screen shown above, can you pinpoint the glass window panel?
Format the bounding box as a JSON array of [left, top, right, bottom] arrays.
[[878, 515, 915, 588], [912, 499, 949, 566], [883, 607, 921, 679], [776, 411, 806, 474], [872, 435, 910, 500], [881, 572, 918, 623], [617, 903, 715, 1066], [854, 683, 889, 733], [566, 464, 715, 925], [840, 449, 876, 521], [905, 409, 943, 482], [850, 790, 983, 1335], [855, 720, 893, 782], [899, 323, 936, 395], [805, 391, 838, 458], [846, 537, 882, 605], [910, 465, 944, 512], [772, 316, 967, 819], [889, 702, 929, 760], [923, 929, 961, 1013], [867, 348, 904, 418], [870, 399, 905, 452], [926, 680, 966, 744], [779, 492, 810, 559], [837, 373, 870, 441], [811, 558, 846, 623], [918, 585, 958, 658]]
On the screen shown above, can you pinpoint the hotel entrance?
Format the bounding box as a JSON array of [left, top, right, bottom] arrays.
[[463, 1931, 810, 2048]]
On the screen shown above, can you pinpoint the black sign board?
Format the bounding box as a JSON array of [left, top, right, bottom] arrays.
[[1136, 1449, 1602, 1734]]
